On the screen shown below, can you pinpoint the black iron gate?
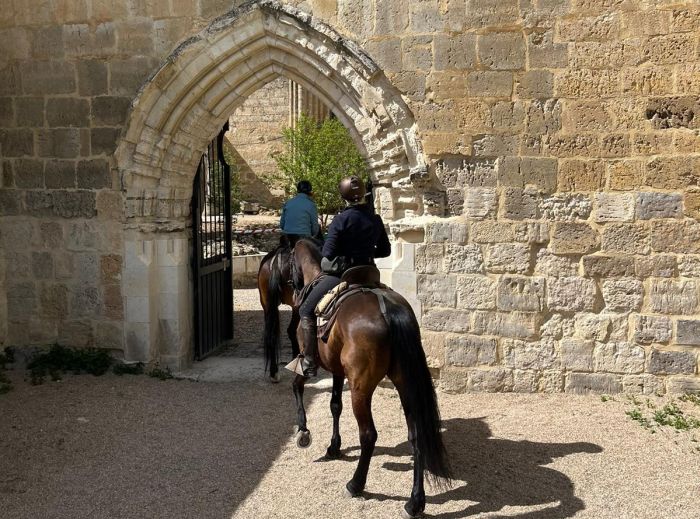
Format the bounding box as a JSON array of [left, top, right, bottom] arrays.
[[192, 123, 233, 360]]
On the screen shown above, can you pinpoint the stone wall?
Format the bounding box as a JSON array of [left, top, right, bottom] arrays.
[[227, 77, 289, 208], [0, 1, 218, 356], [1, 0, 699, 393], [332, 0, 698, 395]]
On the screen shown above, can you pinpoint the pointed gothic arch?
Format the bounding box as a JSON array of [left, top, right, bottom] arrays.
[[116, 1, 432, 368], [116, 0, 435, 229]]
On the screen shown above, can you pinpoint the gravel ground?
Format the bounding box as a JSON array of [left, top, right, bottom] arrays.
[[1, 289, 699, 519]]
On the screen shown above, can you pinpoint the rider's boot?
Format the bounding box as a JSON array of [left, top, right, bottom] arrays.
[[300, 317, 318, 378]]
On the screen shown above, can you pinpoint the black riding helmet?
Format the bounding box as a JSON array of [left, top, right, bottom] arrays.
[[296, 180, 313, 194], [338, 176, 366, 203]]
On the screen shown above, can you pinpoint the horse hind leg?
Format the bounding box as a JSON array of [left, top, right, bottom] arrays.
[[345, 388, 377, 498], [326, 374, 344, 459], [393, 377, 426, 518]]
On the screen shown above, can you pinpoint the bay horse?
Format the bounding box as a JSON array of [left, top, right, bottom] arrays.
[[257, 245, 300, 382], [275, 238, 451, 518]]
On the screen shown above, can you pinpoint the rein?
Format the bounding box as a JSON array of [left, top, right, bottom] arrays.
[[289, 246, 326, 306], [294, 273, 326, 307]]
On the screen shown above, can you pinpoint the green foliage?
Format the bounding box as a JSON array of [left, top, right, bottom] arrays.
[[2, 345, 175, 389], [600, 394, 613, 402], [680, 393, 700, 406], [0, 348, 15, 394], [272, 114, 367, 229], [626, 398, 700, 434], [147, 366, 174, 380], [0, 371, 11, 394], [112, 362, 145, 376], [0, 347, 14, 369], [27, 344, 113, 385], [626, 407, 653, 429], [653, 402, 700, 430]]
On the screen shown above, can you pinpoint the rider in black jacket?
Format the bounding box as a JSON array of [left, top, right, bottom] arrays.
[[299, 176, 391, 378]]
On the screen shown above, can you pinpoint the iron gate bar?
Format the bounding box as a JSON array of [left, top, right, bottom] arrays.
[[192, 122, 233, 360]]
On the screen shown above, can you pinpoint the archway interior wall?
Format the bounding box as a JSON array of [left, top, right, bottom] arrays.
[[117, 2, 433, 369]]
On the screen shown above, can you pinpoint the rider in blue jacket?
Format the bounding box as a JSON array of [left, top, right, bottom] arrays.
[[299, 176, 391, 378], [280, 180, 320, 247]]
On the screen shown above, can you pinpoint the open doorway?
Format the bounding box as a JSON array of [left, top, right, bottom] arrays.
[[116, 2, 428, 370], [191, 77, 334, 379]]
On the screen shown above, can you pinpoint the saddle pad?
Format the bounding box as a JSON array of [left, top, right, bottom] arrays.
[[315, 281, 347, 316]]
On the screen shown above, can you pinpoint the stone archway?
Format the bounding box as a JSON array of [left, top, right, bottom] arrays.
[[115, 0, 436, 368]]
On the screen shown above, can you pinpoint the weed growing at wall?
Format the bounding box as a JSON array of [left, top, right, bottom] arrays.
[[27, 345, 113, 384], [24, 345, 175, 385], [147, 366, 174, 380], [0, 372, 11, 394], [0, 348, 15, 394], [680, 394, 700, 407], [625, 394, 700, 444], [653, 402, 700, 430]]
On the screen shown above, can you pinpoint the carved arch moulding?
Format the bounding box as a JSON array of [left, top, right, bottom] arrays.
[[115, 0, 443, 234]]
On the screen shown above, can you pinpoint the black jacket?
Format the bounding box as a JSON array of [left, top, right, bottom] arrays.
[[322, 204, 391, 262]]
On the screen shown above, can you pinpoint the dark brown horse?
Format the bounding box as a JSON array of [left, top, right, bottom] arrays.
[[257, 246, 300, 382], [276, 238, 451, 518]]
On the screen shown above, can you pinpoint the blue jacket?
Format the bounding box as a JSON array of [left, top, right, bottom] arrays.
[[280, 193, 319, 236], [322, 204, 391, 261]]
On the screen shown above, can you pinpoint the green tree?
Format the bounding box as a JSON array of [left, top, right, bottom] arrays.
[[273, 114, 367, 230]]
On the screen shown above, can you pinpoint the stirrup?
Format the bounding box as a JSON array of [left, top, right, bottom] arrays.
[[301, 357, 318, 378], [284, 355, 305, 376]]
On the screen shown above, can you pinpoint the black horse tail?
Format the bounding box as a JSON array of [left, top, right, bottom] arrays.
[[262, 251, 283, 373], [386, 296, 452, 487]]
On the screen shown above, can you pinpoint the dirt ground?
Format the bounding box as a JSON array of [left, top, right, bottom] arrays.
[[1, 290, 699, 519]]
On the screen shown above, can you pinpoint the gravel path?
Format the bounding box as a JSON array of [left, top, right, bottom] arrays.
[[1, 290, 699, 519]]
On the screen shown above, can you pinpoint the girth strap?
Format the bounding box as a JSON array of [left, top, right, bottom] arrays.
[[317, 285, 396, 342]]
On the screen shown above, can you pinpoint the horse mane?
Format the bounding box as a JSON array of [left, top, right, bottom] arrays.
[[259, 245, 285, 272], [291, 238, 322, 291]]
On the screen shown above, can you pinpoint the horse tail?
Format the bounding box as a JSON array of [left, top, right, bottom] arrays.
[[385, 296, 452, 486], [261, 250, 283, 373]]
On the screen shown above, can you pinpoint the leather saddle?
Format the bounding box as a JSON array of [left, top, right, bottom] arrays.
[[315, 265, 386, 342]]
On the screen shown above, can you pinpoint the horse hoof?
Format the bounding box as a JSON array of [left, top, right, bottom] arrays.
[[325, 448, 341, 460], [344, 481, 362, 498], [295, 429, 312, 448], [401, 502, 425, 519], [269, 372, 280, 383]]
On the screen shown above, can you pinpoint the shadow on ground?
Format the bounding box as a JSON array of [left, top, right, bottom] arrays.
[[229, 308, 295, 358], [340, 417, 603, 519], [0, 368, 331, 519], [0, 300, 323, 519]]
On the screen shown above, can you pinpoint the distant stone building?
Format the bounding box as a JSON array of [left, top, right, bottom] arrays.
[[226, 76, 330, 209], [1, 0, 699, 394]]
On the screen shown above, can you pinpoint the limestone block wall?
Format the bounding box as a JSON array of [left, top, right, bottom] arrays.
[[0, 1, 224, 354], [1, 0, 699, 393], [305, 0, 699, 395]]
